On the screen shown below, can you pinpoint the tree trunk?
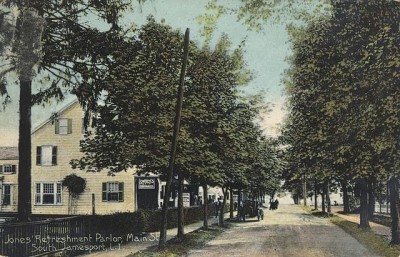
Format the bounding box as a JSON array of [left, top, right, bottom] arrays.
[[321, 192, 326, 213], [293, 194, 299, 205], [237, 188, 242, 221], [326, 180, 331, 214], [18, 79, 32, 221], [387, 182, 390, 214], [378, 188, 382, 213], [388, 177, 400, 244], [359, 178, 370, 229], [159, 173, 172, 248], [342, 180, 350, 214], [177, 175, 184, 240], [203, 184, 208, 229], [219, 187, 227, 226], [368, 178, 375, 219], [270, 189, 276, 203], [303, 176, 307, 206], [229, 188, 234, 219], [314, 181, 318, 210]]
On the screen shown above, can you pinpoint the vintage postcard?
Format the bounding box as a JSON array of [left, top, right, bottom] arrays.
[[0, 1, 398, 256]]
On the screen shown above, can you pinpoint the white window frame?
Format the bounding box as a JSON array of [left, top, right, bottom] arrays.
[[102, 182, 124, 202], [58, 118, 69, 135], [1, 164, 16, 174], [35, 182, 62, 205], [36, 146, 57, 166], [55, 118, 72, 135]]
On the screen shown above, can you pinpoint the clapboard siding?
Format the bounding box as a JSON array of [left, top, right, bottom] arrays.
[[32, 101, 136, 215]]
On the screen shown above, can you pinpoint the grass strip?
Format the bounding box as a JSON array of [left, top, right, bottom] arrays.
[[303, 206, 400, 257], [129, 225, 226, 257], [329, 215, 400, 257], [371, 214, 391, 227]]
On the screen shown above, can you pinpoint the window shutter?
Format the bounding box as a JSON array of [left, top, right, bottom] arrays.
[[52, 146, 57, 165], [2, 185, 10, 205], [68, 119, 72, 134], [119, 183, 124, 202], [12, 185, 17, 205], [36, 147, 41, 165], [0, 165, 2, 173], [35, 183, 41, 204], [55, 120, 60, 134], [11, 165, 16, 174], [102, 183, 107, 201]]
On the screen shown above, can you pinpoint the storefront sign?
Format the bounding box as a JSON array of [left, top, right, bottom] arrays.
[[138, 178, 156, 189]]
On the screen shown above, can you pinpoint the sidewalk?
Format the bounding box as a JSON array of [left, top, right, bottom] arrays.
[[333, 209, 391, 242], [80, 212, 235, 257]]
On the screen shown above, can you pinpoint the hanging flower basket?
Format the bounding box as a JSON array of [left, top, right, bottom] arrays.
[[62, 173, 86, 196]]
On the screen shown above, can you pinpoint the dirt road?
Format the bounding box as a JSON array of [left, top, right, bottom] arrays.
[[187, 204, 380, 257]]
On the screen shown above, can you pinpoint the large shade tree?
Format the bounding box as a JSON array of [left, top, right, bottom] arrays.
[[0, 0, 138, 221], [283, 0, 400, 241]]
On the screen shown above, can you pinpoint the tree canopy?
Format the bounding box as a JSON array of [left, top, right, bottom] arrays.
[[282, 0, 400, 234], [72, 18, 279, 196]]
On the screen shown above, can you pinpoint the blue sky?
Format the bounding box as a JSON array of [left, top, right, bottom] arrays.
[[0, 0, 291, 146]]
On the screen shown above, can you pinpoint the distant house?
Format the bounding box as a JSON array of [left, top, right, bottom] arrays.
[[31, 100, 136, 215], [0, 147, 18, 213]]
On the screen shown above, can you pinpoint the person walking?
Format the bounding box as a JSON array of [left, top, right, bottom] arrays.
[[257, 206, 264, 221], [215, 198, 222, 218]]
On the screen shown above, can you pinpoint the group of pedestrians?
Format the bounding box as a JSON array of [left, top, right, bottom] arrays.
[[214, 198, 279, 222]]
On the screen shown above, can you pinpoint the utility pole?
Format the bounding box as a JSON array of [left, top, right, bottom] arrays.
[[159, 28, 190, 248]]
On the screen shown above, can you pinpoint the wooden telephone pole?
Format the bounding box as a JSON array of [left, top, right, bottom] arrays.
[[159, 28, 190, 248]]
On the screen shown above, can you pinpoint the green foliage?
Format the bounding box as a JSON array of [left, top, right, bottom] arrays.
[[71, 17, 280, 196], [90, 211, 147, 237], [0, 0, 290, 202], [74, 18, 184, 174], [12, 8, 45, 81], [281, 1, 400, 211], [201, 0, 331, 32], [61, 173, 86, 196], [92, 205, 220, 236], [348, 196, 360, 213], [196, 0, 225, 48], [0, 0, 136, 113]]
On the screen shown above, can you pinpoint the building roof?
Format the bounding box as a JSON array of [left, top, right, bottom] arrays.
[[32, 99, 79, 134], [0, 147, 18, 160]]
